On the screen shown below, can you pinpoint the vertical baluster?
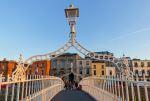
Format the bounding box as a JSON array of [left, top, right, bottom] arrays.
[[107, 76, 110, 92], [5, 75, 9, 101], [16, 80, 20, 101], [106, 76, 109, 91], [108, 76, 111, 92], [25, 75, 28, 99], [35, 75, 37, 94], [31, 75, 34, 95], [111, 76, 114, 95], [114, 76, 117, 96], [0, 74, 2, 93], [28, 75, 31, 99], [11, 83, 15, 101], [36, 75, 38, 92], [125, 76, 129, 101], [21, 80, 25, 100], [117, 75, 121, 100], [109, 76, 112, 93], [39, 75, 42, 91], [38, 75, 40, 100], [136, 75, 141, 101], [102, 76, 105, 90], [121, 76, 125, 101], [131, 75, 135, 101], [41, 75, 44, 101], [107, 76, 109, 92], [143, 74, 149, 101], [38, 75, 41, 92]]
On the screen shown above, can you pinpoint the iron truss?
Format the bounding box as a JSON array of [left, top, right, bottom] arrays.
[[12, 4, 134, 80], [23, 38, 133, 78]]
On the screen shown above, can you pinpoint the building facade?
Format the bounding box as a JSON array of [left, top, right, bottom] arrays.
[[76, 58, 116, 81], [132, 59, 150, 80], [76, 59, 92, 81], [91, 61, 106, 77], [0, 59, 17, 76], [50, 53, 81, 81], [106, 67, 116, 76], [27, 60, 51, 75]]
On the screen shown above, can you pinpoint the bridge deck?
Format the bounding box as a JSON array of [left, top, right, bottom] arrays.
[[51, 90, 96, 101]]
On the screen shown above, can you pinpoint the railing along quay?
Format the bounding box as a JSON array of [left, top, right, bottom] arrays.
[[79, 75, 150, 101], [0, 75, 64, 101]]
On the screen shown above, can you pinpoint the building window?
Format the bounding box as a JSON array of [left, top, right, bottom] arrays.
[[52, 60, 57, 68], [94, 70, 96, 75], [37, 63, 39, 67], [141, 62, 144, 67], [135, 70, 138, 75], [142, 70, 145, 75], [79, 61, 82, 65], [35, 67, 38, 74], [61, 60, 65, 67], [102, 65, 104, 69], [134, 62, 138, 67], [148, 70, 150, 76], [100, 56, 103, 59], [93, 65, 96, 69], [80, 69, 82, 74], [86, 61, 89, 65], [102, 71, 104, 75], [109, 70, 112, 76], [105, 56, 108, 59], [95, 55, 98, 58], [34, 64, 37, 68], [109, 57, 113, 61], [29, 70, 32, 74], [138, 71, 142, 76], [86, 68, 90, 74], [42, 70, 44, 75], [147, 62, 150, 67], [42, 63, 45, 68]]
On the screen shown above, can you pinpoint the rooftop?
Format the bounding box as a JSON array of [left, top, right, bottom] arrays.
[[95, 51, 113, 55]]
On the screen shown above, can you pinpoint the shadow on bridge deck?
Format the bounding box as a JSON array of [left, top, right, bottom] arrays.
[[51, 90, 96, 101]]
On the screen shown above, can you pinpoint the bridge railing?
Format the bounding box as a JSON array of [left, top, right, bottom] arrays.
[[0, 75, 64, 101], [79, 76, 150, 101]]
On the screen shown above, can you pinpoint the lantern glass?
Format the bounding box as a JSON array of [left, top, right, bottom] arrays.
[[65, 5, 79, 22]]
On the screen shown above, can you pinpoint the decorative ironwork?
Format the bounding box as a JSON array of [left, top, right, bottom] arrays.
[[12, 54, 27, 82], [13, 4, 133, 78]]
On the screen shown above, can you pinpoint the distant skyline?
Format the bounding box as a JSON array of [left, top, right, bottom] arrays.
[[0, 0, 150, 60]]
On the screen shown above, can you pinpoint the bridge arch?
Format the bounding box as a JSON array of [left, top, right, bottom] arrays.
[[10, 3, 134, 81]]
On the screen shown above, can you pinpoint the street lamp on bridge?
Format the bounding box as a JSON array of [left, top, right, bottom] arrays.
[[65, 4, 79, 46]]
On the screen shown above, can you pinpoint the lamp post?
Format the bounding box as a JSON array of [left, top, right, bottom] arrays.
[[65, 4, 79, 45]]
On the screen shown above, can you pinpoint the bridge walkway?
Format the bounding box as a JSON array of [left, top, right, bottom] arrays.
[[51, 90, 96, 101]]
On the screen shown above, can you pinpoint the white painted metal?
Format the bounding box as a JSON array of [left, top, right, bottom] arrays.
[[9, 4, 134, 80], [0, 75, 64, 101], [79, 76, 150, 101], [4, 4, 149, 101]]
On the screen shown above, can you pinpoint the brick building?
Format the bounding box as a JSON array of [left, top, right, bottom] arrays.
[[27, 60, 51, 75], [0, 58, 17, 76]]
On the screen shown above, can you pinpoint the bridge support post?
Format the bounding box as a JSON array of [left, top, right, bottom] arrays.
[[143, 75, 149, 101], [125, 76, 129, 101], [121, 76, 125, 101], [131, 75, 135, 101]]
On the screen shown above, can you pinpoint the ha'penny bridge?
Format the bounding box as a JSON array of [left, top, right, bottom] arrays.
[[0, 4, 150, 101]]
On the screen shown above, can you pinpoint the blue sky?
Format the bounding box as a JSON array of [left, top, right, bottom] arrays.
[[0, 0, 150, 60]]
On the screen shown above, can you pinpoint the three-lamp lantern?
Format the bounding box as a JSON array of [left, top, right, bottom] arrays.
[[65, 4, 79, 24], [65, 4, 79, 45]]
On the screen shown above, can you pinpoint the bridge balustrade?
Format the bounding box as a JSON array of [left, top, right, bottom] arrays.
[[79, 76, 150, 101], [0, 75, 64, 101]]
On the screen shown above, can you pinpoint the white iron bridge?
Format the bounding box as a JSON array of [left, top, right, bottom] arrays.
[[0, 4, 150, 101]]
